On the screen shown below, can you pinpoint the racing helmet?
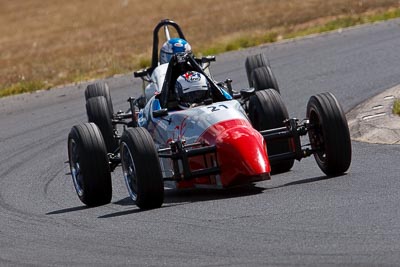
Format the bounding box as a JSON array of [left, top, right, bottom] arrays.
[[160, 38, 192, 64], [175, 71, 209, 109]]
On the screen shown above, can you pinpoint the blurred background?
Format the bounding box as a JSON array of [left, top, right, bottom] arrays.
[[0, 0, 399, 96]]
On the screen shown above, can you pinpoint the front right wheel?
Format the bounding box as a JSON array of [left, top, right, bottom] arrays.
[[120, 128, 164, 209], [307, 92, 352, 176]]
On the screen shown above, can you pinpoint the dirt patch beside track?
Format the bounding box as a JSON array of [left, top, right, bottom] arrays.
[[347, 85, 400, 144]]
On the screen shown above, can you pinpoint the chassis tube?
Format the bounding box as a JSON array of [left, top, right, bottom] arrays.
[[260, 119, 313, 161], [260, 127, 293, 141]]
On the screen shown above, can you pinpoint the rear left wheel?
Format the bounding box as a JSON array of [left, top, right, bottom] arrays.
[[250, 66, 280, 93], [249, 89, 294, 173], [245, 53, 270, 86]]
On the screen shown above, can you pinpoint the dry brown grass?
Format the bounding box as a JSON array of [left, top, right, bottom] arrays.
[[0, 0, 399, 95], [394, 99, 400, 116]]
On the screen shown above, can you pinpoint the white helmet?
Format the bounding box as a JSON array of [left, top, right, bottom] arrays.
[[160, 38, 192, 64], [175, 71, 209, 109]]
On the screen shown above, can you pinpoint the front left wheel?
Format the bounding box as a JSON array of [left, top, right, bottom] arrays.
[[120, 128, 164, 209], [307, 92, 352, 176]]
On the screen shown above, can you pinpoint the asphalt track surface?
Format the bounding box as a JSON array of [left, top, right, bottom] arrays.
[[1, 19, 400, 266]]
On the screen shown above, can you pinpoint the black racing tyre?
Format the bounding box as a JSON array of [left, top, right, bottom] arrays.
[[86, 96, 118, 153], [250, 66, 280, 93], [307, 92, 352, 176], [67, 123, 112, 207], [248, 89, 294, 174], [120, 127, 164, 209], [245, 53, 270, 86], [85, 82, 114, 116]]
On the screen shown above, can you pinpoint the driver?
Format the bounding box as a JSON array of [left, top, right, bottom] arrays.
[[174, 71, 210, 109], [160, 38, 192, 65]]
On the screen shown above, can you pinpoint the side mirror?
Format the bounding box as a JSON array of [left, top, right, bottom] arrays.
[[134, 69, 148, 78], [201, 55, 216, 63], [153, 108, 169, 118]]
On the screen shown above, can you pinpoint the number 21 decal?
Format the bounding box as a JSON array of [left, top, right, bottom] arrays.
[[207, 104, 229, 112]]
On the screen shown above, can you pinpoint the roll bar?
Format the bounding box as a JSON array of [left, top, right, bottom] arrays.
[[157, 53, 226, 109], [150, 19, 186, 73]]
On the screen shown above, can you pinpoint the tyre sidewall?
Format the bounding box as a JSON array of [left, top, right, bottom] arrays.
[[68, 123, 112, 206], [307, 93, 352, 176], [248, 89, 294, 173], [120, 128, 164, 209]]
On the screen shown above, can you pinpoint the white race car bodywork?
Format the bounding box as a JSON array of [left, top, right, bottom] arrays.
[[144, 63, 168, 101]]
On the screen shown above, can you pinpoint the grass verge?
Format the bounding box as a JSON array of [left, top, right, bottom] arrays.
[[1, 4, 400, 97], [0, 81, 50, 98], [393, 99, 400, 116], [201, 7, 400, 56]]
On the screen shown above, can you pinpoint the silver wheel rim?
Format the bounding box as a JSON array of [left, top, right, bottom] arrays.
[[121, 142, 137, 201], [69, 139, 84, 197]]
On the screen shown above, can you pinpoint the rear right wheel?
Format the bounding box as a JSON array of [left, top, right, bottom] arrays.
[[67, 123, 112, 207], [85, 82, 114, 116], [86, 96, 118, 153]]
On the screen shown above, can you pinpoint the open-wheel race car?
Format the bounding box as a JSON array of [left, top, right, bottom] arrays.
[[67, 19, 352, 209]]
